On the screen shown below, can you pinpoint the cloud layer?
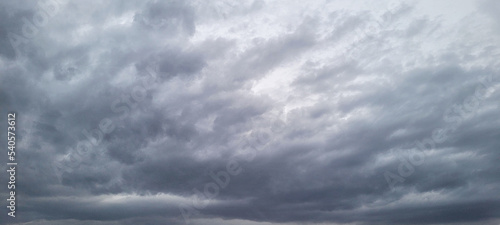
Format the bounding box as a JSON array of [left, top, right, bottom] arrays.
[[1, 0, 500, 224]]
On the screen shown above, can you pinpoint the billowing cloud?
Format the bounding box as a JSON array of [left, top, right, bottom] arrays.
[[1, 0, 500, 224]]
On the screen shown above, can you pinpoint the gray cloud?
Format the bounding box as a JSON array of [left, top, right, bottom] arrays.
[[1, 0, 500, 225]]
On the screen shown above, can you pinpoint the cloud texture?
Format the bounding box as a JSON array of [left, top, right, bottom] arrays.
[[1, 0, 500, 224]]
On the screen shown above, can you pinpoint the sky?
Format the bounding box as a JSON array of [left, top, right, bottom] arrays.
[[1, 0, 500, 224]]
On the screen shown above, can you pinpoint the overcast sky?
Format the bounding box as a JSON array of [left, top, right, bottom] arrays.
[[1, 0, 500, 224]]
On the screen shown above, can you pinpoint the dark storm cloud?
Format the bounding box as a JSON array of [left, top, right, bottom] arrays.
[[1, 0, 500, 225]]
